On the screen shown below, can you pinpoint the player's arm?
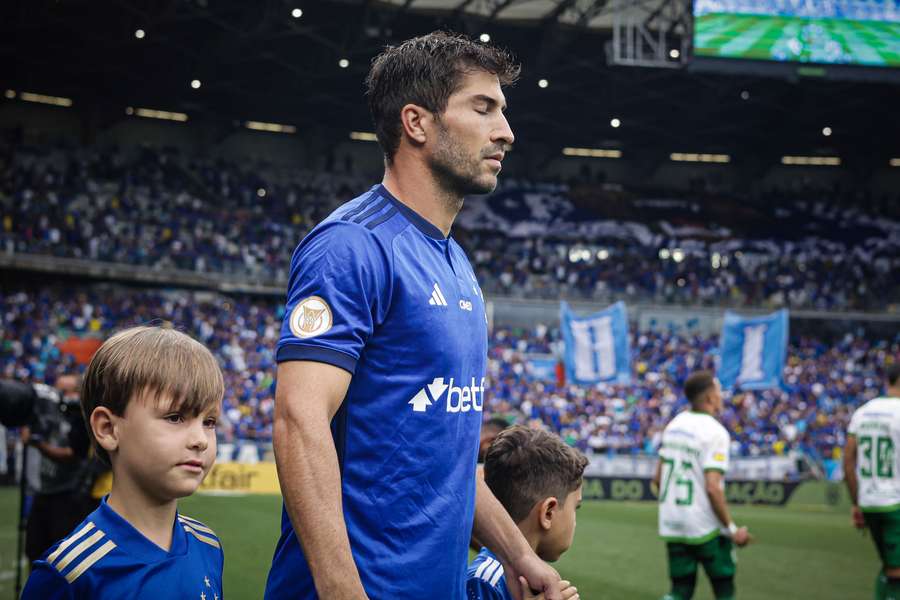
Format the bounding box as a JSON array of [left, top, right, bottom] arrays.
[[473, 475, 562, 600], [843, 434, 865, 528], [652, 459, 662, 489], [704, 470, 750, 546], [273, 360, 368, 599]]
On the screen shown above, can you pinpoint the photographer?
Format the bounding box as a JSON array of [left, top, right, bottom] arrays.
[[19, 375, 97, 565]]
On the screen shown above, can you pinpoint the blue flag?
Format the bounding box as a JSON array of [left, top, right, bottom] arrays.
[[718, 309, 789, 391], [560, 301, 631, 385]]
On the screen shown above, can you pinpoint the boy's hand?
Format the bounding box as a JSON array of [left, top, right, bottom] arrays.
[[506, 555, 560, 600], [519, 577, 579, 600]]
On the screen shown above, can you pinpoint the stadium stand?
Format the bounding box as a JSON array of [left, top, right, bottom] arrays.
[[3, 285, 895, 464]]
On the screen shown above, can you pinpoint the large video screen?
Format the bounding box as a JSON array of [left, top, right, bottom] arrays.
[[693, 0, 900, 68]]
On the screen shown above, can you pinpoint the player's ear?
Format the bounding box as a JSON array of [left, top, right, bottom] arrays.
[[90, 406, 120, 455], [539, 497, 559, 531], [399, 103, 431, 146]]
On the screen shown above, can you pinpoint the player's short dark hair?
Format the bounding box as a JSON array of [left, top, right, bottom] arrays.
[[684, 370, 716, 406], [365, 31, 520, 163], [81, 326, 224, 464], [887, 362, 900, 387], [484, 425, 588, 523]]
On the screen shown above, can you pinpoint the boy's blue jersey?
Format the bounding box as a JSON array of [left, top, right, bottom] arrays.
[[22, 497, 224, 600], [467, 547, 512, 600], [266, 184, 489, 599]]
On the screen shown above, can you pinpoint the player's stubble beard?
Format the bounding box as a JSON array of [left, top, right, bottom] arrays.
[[427, 119, 499, 215]]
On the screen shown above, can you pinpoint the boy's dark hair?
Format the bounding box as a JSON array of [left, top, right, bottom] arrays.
[[887, 362, 900, 387], [81, 326, 224, 464], [684, 370, 716, 407], [484, 425, 588, 523], [365, 31, 520, 163]]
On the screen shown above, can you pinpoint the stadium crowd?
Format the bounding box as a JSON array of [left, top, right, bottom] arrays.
[[2, 286, 894, 464], [2, 143, 897, 310]]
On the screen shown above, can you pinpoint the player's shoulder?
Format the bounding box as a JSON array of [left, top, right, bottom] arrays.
[[466, 549, 509, 600], [178, 513, 223, 553], [316, 185, 410, 241], [30, 517, 119, 591]]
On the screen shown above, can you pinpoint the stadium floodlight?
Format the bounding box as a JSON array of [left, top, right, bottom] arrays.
[[4, 90, 14, 99], [669, 49, 680, 59], [338, 58, 350, 68], [670, 152, 730, 163], [191, 79, 202, 89], [781, 155, 841, 166], [610, 118, 621, 128], [257, 188, 266, 198], [135, 29, 145, 39], [350, 131, 378, 142], [291, 8, 302, 18], [597, 249, 610, 261], [659, 249, 671, 260], [479, 33, 491, 43], [538, 79, 549, 88], [18, 92, 73, 107], [822, 126, 832, 136], [245, 120, 296, 134], [740, 90, 750, 100], [672, 249, 685, 263], [890, 158, 900, 167], [562, 147, 622, 159], [129, 107, 188, 122]]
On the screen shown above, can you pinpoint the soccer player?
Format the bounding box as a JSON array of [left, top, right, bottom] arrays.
[[653, 371, 751, 600], [22, 327, 225, 599], [845, 362, 900, 600], [467, 426, 585, 600], [266, 32, 562, 599]]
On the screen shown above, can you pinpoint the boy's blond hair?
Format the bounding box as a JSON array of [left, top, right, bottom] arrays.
[[81, 326, 224, 463]]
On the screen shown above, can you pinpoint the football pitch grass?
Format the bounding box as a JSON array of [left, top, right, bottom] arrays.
[[0, 483, 877, 599], [694, 13, 900, 67]]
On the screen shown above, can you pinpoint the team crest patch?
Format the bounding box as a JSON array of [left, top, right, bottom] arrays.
[[289, 296, 333, 339]]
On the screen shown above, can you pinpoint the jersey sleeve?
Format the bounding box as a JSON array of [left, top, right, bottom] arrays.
[[466, 576, 505, 600], [276, 220, 392, 374], [702, 427, 730, 473], [21, 561, 76, 600], [847, 407, 862, 437]]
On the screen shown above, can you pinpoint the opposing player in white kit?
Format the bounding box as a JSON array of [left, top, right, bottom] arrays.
[[653, 371, 751, 600], [845, 363, 900, 600]]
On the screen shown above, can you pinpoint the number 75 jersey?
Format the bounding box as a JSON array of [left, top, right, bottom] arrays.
[[658, 411, 731, 544], [849, 396, 900, 511]]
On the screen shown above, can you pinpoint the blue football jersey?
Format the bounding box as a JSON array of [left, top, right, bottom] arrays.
[[466, 548, 512, 600], [22, 497, 224, 599], [266, 184, 489, 599]]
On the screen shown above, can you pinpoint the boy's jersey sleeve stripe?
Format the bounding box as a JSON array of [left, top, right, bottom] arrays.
[[489, 564, 504, 586], [47, 522, 95, 564], [474, 558, 493, 579], [53, 530, 105, 572], [177, 516, 216, 536], [184, 525, 222, 548], [64, 540, 116, 583]]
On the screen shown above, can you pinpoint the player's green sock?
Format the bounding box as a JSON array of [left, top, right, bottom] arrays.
[[884, 577, 900, 600], [876, 571, 887, 600]]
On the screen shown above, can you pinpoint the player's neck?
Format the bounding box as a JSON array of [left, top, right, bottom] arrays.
[[106, 473, 178, 552], [382, 159, 460, 238], [887, 386, 900, 398]]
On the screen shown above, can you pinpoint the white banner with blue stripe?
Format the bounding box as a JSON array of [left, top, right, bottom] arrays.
[[718, 309, 789, 391], [560, 301, 631, 385]]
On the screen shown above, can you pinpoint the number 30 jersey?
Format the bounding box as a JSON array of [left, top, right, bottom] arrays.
[[848, 397, 900, 512], [658, 410, 731, 544]]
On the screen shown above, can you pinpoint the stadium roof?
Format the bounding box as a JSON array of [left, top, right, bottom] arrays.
[[3, 0, 898, 164]]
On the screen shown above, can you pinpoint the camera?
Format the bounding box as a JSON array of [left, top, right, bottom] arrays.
[[0, 379, 81, 440]]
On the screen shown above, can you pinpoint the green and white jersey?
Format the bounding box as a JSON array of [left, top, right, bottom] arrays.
[[658, 410, 730, 544], [848, 397, 900, 512]]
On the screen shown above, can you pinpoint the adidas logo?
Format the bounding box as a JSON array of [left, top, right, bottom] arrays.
[[408, 376, 486, 413], [428, 283, 448, 307]]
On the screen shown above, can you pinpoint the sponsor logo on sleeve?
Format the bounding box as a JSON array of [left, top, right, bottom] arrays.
[[289, 296, 333, 339]]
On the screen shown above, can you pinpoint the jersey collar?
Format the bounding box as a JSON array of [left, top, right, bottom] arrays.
[[376, 184, 447, 240], [96, 496, 189, 563]]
